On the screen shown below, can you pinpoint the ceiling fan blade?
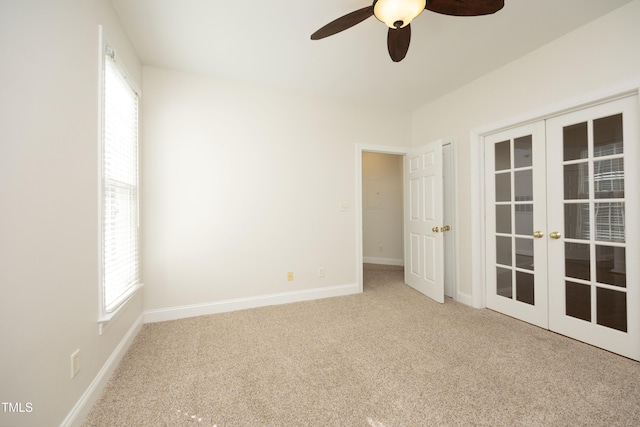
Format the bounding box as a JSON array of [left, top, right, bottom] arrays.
[[426, 0, 504, 16], [311, 6, 374, 40], [387, 24, 411, 63]]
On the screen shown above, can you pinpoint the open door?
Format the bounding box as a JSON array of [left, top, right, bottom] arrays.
[[404, 141, 445, 303]]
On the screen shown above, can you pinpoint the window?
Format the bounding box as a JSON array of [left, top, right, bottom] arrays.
[[100, 35, 140, 322]]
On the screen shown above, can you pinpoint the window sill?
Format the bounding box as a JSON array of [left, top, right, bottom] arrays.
[[98, 283, 144, 335]]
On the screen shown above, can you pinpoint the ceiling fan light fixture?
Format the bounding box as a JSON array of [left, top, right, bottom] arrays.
[[373, 0, 426, 29]]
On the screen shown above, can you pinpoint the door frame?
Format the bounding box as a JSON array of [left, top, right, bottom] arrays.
[[470, 79, 640, 309], [356, 141, 459, 301]]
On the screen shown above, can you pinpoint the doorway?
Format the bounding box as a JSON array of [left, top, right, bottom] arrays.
[[357, 142, 457, 303], [362, 152, 404, 267]]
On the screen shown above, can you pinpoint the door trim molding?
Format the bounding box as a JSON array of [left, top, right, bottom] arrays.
[[469, 77, 640, 309]]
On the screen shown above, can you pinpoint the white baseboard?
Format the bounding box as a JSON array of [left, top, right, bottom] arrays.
[[60, 313, 144, 427], [362, 257, 404, 266], [144, 283, 360, 324]]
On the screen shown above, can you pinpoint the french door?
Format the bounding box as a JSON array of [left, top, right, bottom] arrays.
[[485, 95, 640, 360], [485, 122, 548, 328]]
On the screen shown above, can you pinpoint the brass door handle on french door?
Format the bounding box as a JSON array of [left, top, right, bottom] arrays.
[[550, 231, 562, 239], [533, 231, 544, 238]]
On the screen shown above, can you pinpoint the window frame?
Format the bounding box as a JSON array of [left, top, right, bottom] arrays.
[[98, 27, 142, 332]]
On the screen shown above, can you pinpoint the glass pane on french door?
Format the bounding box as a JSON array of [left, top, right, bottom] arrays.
[[485, 122, 548, 329], [547, 95, 639, 361]]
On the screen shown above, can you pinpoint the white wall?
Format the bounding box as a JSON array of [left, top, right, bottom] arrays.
[[0, 1, 142, 426], [362, 153, 404, 265], [411, 0, 640, 301], [142, 67, 411, 314]]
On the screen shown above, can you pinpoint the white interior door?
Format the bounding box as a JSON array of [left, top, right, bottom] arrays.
[[484, 122, 549, 328], [404, 141, 444, 303], [546, 95, 639, 360], [485, 94, 640, 360]]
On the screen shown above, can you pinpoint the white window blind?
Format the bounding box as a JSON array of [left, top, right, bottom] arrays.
[[102, 45, 140, 314]]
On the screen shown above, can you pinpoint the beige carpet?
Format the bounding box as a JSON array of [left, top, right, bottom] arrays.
[[83, 264, 640, 426]]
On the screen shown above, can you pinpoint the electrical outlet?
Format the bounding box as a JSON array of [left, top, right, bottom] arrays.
[[287, 271, 294, 281], [318, 268, 325, 278], [71, 349, 80, 378]]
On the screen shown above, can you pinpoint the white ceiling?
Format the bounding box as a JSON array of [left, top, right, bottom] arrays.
[[110, 0, 633, 111]]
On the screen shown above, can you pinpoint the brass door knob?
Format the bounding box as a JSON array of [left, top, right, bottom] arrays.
[[550, 231, 562, 239], [442, 225, 451, 232], [432, 227, 440, 233], [533, 231, 544, 238]]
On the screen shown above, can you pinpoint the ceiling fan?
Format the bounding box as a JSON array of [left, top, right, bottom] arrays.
[[311, 0, 505, 62]]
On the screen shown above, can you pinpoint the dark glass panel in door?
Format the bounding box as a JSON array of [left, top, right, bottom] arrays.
[[497, 267, 512, 299], [516, 271, 534, 305], [565, 242, 590, 281], [496, 205, 512, 234], [596, 287, 627, 332], [564, 163, 589, 199], [496, 236, 512, 266], [563, 122, 588, 161], [514, 135, 532, 168], [515, 238, 534, 270], [495, 140, 511, 171], [594, 158, 624, 199], [565, 281, 591, 322], [595, 202, 625, 243], [496, 173, 511, 202], [596, 245, 626, 288], [564, 203, 590, 240], [594, 114, 623, 156]]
